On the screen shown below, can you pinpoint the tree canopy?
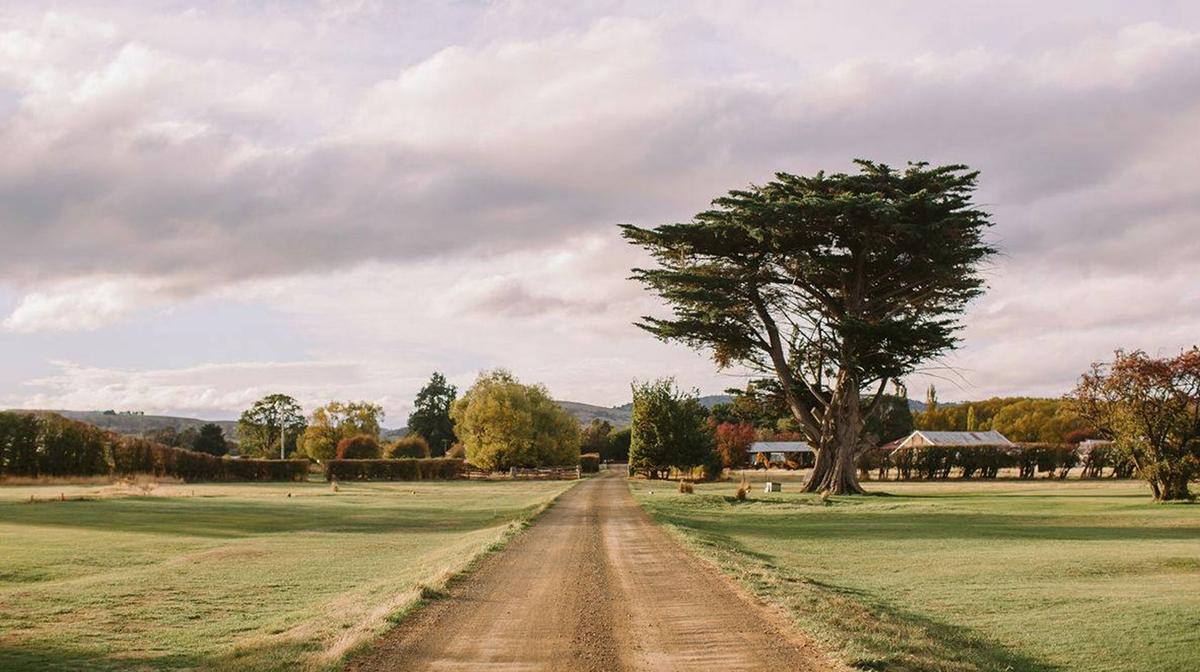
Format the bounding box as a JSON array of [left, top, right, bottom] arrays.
[[192, 423, 228, 456], [450, 369, 580, 471], [622, 160, 994, 493], [407, 372, 458, 456], [237, 394, 306, 459], [299, 401, 384, 461], [1071, 348, 1200, 501], [628, 379, 716, 479]]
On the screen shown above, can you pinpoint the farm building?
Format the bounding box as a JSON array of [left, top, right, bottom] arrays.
[[747, 441, 815, 469], [894, 430, 1013, 450]]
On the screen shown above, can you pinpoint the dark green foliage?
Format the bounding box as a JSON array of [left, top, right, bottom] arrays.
[[407, 372, 458, 456], [193, 423, 228, 456], [237, 393, 306, 458], [604, 428, 631, 462], [323, 458, 466, 481], [887, 444, 1078, 480], [628, 379, 716, 479], [387, 435, 431, 458], [336, 434, 382, 459], [863, 393, 914, 445], [0, 411, 305, 481], [580, 419, 613, 457], [579, 453, 601, 473]]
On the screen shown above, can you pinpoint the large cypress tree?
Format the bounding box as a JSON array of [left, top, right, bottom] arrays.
[[621, 160, 994, 494]]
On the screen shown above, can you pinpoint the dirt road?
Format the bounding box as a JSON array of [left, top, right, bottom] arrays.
[[347, 473, 833, 672]]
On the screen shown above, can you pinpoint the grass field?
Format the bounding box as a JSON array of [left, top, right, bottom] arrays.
[[0, 478, 574, 671], [632, 474, 1200, 672]]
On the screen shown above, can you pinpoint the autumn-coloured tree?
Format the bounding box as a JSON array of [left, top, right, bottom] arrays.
[[623, 161, 994, 493], [1070, 348, 1200, 501], [299, 401, 385, 461], [714, 422, 755, 469], [450, 369, 580, 471]]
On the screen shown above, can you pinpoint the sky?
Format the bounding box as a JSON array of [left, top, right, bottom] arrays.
[[1, 1, 1199, 423]]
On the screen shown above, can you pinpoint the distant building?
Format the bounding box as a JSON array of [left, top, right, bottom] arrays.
[[747, 441, 815, 468], [894, 430, 1013, 450]]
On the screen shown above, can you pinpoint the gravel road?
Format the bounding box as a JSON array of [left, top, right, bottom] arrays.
[[346, 472, 833, 672]]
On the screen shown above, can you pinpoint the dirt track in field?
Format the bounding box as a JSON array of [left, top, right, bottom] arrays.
[[346, 472, 835, 672]]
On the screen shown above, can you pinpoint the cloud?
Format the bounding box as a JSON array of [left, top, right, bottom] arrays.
[[0, 3, 1198, 409], [8, 360, 365, 418]]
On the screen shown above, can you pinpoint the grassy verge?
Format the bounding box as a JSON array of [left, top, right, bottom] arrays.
[[0, 478, 575, 671], [631, 475, 1199, 672]]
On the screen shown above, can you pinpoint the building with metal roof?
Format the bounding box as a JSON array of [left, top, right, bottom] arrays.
[[895, 430, 1013, 449]]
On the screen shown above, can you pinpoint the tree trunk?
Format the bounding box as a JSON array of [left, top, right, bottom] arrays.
[[802, 380, 867, 495], [1154, 475, 1192, 502]]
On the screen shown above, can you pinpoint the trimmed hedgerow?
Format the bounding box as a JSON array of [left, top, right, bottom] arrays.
[[886, 443, 1080, 480], [0, 411, 307, 482], [323, 458, 466, 481]]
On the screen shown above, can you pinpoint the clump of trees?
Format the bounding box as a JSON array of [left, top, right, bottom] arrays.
[[450, 369, 580, 471], [143, 423, 229, 456], [299, 401, 384, 461], [238, 394, 306, 458], [1071, 348, 1200, 501], [915, 392, 1088, 443], [407, 372, 458, 456], [628, 379, 716, 479], [623, 161, 994, 493]]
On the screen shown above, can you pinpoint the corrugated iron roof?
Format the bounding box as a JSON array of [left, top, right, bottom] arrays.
[[898, 430, 1013, 448], [747, 441, 813, 453]]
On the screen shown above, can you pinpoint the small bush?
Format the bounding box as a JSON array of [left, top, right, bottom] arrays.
[[336, 434, 382, 459], [678, 480, 694, 494], [387, 435, 431, 459], [446, 442, 466, 459], [323, 458, 467, 481], [579, 453, 600, 473]]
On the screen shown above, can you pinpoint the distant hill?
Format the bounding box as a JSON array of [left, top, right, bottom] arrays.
[[29, 410, 241, 440], [20, 394, 739, 442]]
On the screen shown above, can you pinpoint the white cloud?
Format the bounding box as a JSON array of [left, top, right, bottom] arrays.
[[1, 2, 1199, 411]]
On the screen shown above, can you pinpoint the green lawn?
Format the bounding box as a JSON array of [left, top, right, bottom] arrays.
[[632, 475, 1200, 672], [0, 478, 573, 671]]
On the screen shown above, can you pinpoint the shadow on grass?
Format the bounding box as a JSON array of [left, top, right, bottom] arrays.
[[0, 496, 538, 539], [676, 527, 1063, 672], [0, 639, 207, 672]]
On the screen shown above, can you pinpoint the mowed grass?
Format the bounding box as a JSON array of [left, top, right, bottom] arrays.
[[0, 478, 574, 671], [632, 475, 1200, 672]]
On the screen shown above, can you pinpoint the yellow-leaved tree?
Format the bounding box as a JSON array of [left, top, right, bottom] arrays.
[[451, 369, 580, 471]]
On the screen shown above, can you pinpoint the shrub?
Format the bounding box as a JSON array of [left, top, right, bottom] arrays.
[[579, 453, 600, 473], [446, 442, 466, 459], [678, 480, 694, 494], [324, 458, 467, 481], [387, 435, 431, 459], [336, 434, 382, 459]]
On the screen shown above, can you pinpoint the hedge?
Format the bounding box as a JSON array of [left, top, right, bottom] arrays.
[[324, 458, 466, 481], [879, 443, 1081, 480], [0, 411, 307, 482]]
